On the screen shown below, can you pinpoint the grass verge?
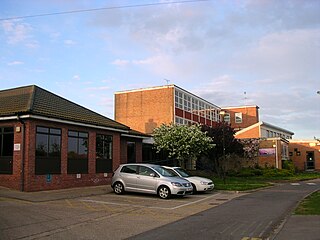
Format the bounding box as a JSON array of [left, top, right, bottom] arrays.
[[294, 191, 320, 215]]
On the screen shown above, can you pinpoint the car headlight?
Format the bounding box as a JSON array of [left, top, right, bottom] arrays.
[[200, 181, 208, 185], [171, 182, 182, 187]]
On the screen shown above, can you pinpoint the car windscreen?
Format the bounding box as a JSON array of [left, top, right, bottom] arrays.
[[175, 168, 190, 177], [151, 165, 176, 177]]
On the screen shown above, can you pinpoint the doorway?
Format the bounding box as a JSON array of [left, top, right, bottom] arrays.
[[306, 151, 315, 170]]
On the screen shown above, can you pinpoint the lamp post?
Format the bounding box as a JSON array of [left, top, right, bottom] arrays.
[[219, 111, 226, 183]]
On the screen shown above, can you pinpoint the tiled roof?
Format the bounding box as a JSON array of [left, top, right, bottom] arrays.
[[0, 85, 130, 131]]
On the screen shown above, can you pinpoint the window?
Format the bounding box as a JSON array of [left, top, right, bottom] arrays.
[[0, 127, 14, 174], [121, 165, 137, 174], [184, 94, 191, 112], [175, 90, 183, 109], [235, 112, 243, 123], [127, 142, 136, 163], [138, 166, 157, 177], [96, 134, 113, 173], [192, 98, 198, 115], [35, 127, 61, 175], [68, 131, 88, 174], [175, 117, 184, 125], [223, 113, 230, 123]]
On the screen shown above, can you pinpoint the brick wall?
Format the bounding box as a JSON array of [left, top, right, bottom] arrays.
[[115, 86, 174, 134], [235, 125, 260, 139], [0, 119, 143, 192], [289, 141, 320, 171], [223, 106, 259, 131]]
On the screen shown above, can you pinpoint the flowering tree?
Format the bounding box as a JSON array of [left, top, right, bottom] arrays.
[[153, 123, 214, 167], [238, 138, 260, 166]]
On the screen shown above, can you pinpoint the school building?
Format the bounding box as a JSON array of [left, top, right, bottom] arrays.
[[0, 85, 147, 192], [115, 84, 300, 170]]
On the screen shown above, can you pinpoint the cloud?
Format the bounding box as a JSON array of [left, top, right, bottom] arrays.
[[111, 59, 129, 66], [1, 20, 38, 47], [64, 39, 77, 45], [7, 61, 24, 66], [73, 75, 80, 80]]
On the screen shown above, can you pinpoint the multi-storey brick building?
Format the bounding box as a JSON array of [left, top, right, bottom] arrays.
[[115, 84, 295, 169], [115, 85, 221, 135], [0, 85, 146, 192]]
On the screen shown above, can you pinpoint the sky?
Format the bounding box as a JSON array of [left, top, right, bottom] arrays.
[[0, 0, 319, 139]]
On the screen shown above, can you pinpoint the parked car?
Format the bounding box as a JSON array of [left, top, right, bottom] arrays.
[[163, 166, 214, 193], [111, 163, 193, 199]]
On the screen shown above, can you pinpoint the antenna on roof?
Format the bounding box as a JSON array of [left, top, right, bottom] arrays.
[[164, 79, 170, 85], [243, 91, 248, 106]]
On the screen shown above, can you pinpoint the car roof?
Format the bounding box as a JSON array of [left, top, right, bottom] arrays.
[[120, 163, 160, 167]]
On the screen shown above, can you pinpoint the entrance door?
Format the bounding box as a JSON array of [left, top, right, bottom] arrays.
[[306, 151, 315, 170]]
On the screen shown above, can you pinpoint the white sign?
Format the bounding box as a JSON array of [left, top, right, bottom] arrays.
[[14, 144, 21, 151]]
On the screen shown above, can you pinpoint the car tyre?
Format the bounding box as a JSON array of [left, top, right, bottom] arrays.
[[191, 183, 197, 194], [113, 182, 125, 195], [158, 186, 171, 199]]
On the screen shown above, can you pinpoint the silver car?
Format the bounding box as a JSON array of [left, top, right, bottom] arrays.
[[111, 163, 193, 199], [163, 166, 214, 193]]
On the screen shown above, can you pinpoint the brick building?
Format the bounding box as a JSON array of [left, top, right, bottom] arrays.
[[289, 140, 320, 171], [115, 84, 296, 169], [0, 85, 146, 192], [115, 85, 221, 134]]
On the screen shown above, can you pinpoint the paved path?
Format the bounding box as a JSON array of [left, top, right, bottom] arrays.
[[129, 180, 320, 240]]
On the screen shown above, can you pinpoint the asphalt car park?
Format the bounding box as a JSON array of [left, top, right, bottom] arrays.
[[0, 186, 244, 240]]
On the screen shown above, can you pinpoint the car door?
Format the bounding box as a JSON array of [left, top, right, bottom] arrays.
[[136, 166, 158, 193], [119, 165, 138, 190]]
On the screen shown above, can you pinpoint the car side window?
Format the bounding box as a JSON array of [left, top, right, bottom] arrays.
[[138, 166, 158, 177], [121, 165, 137, 174]]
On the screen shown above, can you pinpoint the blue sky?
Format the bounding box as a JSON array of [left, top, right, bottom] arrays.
[[0, 0, 319, 139]]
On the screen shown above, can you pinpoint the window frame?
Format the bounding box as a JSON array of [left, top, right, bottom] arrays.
[[35, 126, 62, 175], [67, 130, 88, 174]]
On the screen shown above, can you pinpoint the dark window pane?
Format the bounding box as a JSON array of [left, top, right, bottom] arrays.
[[36, 134, 48, 156], [96, 135, 113, 173], [68, 131, 88, 174], [49, 135, 61, 157], [0, 127, 13, 174], [68, 131, 78, 137], [35, 127, 61, 175], [50, 128, 61, 135], [37, 127, 49, 133], [127, 142, 136, 163], [79, 132, 88, 138], [0, 157, 13, 174], [121, 165, 137, 174], [2, 133, 14, 156], [78, 138, 88, 156], [4, 127, 13, 133], [68, 137, 78, 155]]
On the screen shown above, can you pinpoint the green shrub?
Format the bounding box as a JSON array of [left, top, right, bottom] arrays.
[[282, 160, 295, 173], [262, 168, 294, 177], [235, 168, 263, 177]]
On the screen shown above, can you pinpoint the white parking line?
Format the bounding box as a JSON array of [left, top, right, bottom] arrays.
[[80, 193, 221, 210], [306, 182, 316, 185], [290, 183, 300, 186]]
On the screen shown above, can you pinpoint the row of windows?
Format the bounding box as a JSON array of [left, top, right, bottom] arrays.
[[174, 89, 220, 121], [35, 126, 113, 175], [223, 113, 243, 124], [266, 130, 292, 139]]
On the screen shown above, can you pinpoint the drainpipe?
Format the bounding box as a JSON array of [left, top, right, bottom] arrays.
[[17, 114, 25, 192]]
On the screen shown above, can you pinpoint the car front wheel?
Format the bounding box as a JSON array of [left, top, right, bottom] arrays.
[[158, 186, 171, 199], [113, 182, 125, 195]]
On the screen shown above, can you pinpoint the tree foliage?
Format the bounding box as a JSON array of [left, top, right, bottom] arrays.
[[153, 123, 214, 165]]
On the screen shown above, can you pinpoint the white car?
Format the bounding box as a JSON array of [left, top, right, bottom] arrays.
[[163, 166, 214, 193]]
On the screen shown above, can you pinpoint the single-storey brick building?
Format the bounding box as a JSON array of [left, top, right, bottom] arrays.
[[0, 85, 147, 191]]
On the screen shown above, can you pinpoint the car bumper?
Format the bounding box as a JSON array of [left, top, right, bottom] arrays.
[[171, 187, 193, 195], [197, 184, 214, 192]]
